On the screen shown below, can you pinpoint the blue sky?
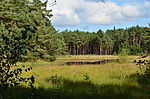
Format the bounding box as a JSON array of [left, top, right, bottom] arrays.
[[47, 0, 150, 32]]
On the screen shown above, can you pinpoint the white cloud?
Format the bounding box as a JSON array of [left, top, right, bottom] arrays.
[[51, 8, 80, 26], [47, 0, 81, 26], [47, 0, 150, 26], [121, 4, 147, 19], [144, 1, 150, 7]]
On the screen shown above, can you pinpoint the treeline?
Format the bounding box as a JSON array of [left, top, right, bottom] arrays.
[[60, 25, 150, 55], [0, 0, 149, 63]]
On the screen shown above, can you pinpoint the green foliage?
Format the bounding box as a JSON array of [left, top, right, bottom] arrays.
[[129, 45, 143, 55], [61, 30, 113, 55], [97, 29, 104, 38], [0, 23, 35, 95], [136, 60, 150, 84], [60, 25, 149, 55], [47, 75, 64, 89], [0, 0, 55, 95], [0, 0, 66, 62], [83, 73, 90, 81]]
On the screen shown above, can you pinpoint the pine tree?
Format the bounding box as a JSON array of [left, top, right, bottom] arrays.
[[0, 0, 58, 94]]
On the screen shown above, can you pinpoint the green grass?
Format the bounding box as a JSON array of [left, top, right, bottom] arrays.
[[3, 55, 150, 99]]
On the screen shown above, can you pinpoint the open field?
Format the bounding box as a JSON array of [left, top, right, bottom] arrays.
[[18, 55, 142, 66], [4, 55, 150, 99]]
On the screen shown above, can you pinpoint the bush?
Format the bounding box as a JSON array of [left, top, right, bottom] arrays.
[[136, 60, 150, 84]]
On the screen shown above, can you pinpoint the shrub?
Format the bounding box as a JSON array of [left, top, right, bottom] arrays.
[[136, 60, 150, 84]]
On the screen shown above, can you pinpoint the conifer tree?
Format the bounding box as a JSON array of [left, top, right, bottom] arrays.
[[0, 0, 64, 95]]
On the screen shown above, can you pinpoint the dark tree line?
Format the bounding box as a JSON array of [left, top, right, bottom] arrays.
[[60, 25, 150, 55]]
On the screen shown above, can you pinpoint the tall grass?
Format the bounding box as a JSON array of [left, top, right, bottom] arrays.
[[3, 55, 150, 99]]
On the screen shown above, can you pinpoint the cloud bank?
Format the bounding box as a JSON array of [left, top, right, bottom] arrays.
[[47, 0, 150, 26]]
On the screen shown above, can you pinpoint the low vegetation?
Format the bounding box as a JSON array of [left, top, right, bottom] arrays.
[[2, 55, 150, 99]]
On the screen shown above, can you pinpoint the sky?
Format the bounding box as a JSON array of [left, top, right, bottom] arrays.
[[46, 0, 150, 32]]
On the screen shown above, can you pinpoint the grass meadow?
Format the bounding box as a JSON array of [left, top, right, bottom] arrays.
[[3, 55, 150, 99]]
